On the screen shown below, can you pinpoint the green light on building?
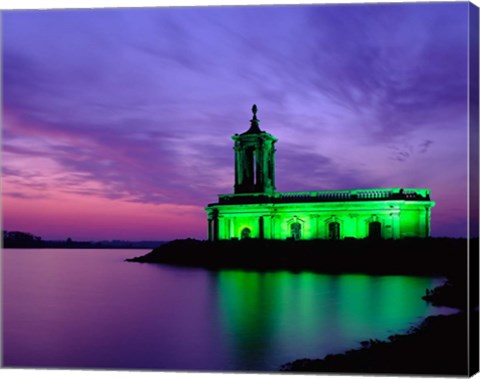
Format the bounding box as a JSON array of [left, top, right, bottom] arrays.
[[205, 105, 435, 241]]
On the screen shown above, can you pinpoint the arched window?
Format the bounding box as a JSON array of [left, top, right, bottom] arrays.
[[369, 221, 382, 239], [241, 227, 251, 240], [290, 222, 302, 240], [328, 222, 340, 240]]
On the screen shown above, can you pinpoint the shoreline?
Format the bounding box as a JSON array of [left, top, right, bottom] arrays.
[[126, 237, 471, 277], [280, 310, 474, 375], [281, 277, 478, 375], [127, 237, 478, 375]]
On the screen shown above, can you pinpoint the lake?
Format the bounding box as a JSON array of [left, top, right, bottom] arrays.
[[2, 248, 457, 372]]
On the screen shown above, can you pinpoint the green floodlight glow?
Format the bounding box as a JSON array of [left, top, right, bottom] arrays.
[[205, 106, 435, 241], [215, 271, 441, 363]]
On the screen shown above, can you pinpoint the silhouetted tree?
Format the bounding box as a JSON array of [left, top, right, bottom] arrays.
[[3, 230, 43, 248]]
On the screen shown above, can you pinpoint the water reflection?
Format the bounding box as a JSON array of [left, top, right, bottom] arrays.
[[215, 271, 453, 371], [4, 250, 456, 372]]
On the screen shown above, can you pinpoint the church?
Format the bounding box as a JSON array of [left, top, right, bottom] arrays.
[[205, 105, 435, 241]]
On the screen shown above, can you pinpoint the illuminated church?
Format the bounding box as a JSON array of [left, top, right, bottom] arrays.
[[205, 105, 435, 241]]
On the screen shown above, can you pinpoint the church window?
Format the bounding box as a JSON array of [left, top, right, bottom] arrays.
[[241, 227, 251, 239]]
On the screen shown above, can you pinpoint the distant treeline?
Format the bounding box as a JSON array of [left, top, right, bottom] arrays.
[[3, 230, 165, 249]]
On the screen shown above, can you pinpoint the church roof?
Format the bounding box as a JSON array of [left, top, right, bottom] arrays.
[[212, 188, 432, 206]]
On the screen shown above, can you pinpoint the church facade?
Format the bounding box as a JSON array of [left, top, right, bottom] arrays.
[[205, 105, 435, 241]]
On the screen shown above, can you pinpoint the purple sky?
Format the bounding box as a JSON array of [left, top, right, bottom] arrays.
[[2, 2, 473, 240]]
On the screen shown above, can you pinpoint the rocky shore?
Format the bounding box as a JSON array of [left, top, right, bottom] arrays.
[[280, 310, 473, 376], [127, 237, 478, 375], [281, 276, 478, 376]]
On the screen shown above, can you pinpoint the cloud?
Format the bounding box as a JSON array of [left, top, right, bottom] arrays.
[[418, 139, 434, 154], [2, 4, 470, 238], [298, 3, 468, 141], [386, 139, 434, 162]]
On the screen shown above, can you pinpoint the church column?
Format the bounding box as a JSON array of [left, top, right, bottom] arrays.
[[263, 216, 272, 239], [271, 146, 276, 191], [271, 215, 277, 239], [256, 142, 264, 190], [234, 146, 241, 189], [211, 209, 219, 241], [262, 142, 268, 189], [213, 218, 219, 241], [244, 148, 254, 189], [259, 216, 264, 239], [425, 207, 431, 237], [311, 215, 319, 239], [418, 208, 426, 237], [228, 218, 235, 239], [241, 148, 249, 190], [391, 211, 400, 239], [344, 213, 353, 238], [218, 216, 226, 239], [208, 218, 213, 241]]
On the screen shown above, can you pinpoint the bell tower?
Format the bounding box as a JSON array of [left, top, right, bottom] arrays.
[[232, 105, 277, 194]]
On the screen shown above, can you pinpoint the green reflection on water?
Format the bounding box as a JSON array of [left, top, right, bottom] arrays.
[[216, 271, 275, 368], [216, 271, 446, 370], [375, 276, 433, 329], [337, 274, 375, 337]]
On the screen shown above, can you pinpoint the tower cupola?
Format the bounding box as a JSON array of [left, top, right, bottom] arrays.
[[232, 105, 277, 194]]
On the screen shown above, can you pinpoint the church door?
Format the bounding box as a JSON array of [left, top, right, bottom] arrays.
[[328, 222, 340, 240], [290, 222, 302, 240], [369, 221, 382, 239]]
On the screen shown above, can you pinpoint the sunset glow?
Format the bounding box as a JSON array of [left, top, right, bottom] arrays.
[[2, 2, 473, 240]]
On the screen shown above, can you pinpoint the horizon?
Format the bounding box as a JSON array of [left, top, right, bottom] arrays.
[[3, 228, 476, 244], [2, 2, 474, 240]]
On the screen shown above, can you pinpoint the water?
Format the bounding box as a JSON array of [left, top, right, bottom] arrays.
[[2, 249, 457, 372]]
